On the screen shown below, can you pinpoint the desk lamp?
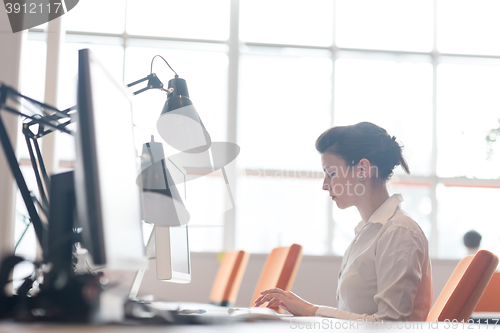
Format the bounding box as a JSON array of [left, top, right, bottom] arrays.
[[127, 55, 211, 154], [140, 58, 239, 210], [129, 55, 238, 211]]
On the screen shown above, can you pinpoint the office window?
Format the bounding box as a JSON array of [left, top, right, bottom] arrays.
[[390, 184, 433, 239], [126, 0, 230, 40], [185, 175, 225, 252], [437, 0, 500, 56], [14, 32, 47, 269], [19, 35, 46, 102], [437, 60, 500, 179], [63, 0, 126, 34], [240, 0, 334, 47], [237, 47, 332, 171], [13, 167, 38, 262], [56, 36, 125, 164], [17, 34, 47, 160], [335, 0, 433, 52], [437, 186, 500, 258], [57, 35, 124, 109], [13, 168, 39, 289], [236, 46, 331, 254], [236, 176, 328, 254], [334, 55, 433, 177], [20, 0, 500, 258]]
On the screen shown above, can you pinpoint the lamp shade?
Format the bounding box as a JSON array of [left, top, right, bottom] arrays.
[[137, 138, 190, 226], [156, 76, 211, 154]]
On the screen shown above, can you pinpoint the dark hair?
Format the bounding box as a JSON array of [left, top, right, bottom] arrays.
[[463, 230, 482, 248], [315, 122, 410, 180]]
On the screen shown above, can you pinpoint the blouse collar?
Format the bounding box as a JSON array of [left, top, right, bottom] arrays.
[[354, 194, 403, 234]]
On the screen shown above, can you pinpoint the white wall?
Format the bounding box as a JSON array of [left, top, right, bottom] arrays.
[[0, 3, 24, 261], [134, 253, 458, 308]]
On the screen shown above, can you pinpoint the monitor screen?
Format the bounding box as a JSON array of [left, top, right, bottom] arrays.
[[75, 48, 147, 270], [155, 225, 191, 283]]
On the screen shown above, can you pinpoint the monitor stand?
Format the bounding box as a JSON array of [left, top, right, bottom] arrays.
[[45, 170, 76, 284], [129, 225, 174, 298], [129, 226, 156, 299]]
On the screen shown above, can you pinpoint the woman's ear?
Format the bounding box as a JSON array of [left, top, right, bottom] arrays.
[[357, 158, 372, 180]]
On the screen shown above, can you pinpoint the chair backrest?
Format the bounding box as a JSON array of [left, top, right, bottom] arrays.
[[209, 250, 250, 307], [250, 243, 303, 308], [426, 250, 499, 322], [474, 271, 500, 312]]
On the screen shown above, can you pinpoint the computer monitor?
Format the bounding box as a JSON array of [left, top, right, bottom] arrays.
[[74, 48, 147, 270], [155, 225, 191, 283]]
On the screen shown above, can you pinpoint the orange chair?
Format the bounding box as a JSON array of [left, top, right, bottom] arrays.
[[250, 243, 303, 309], [426, 250, 499, 322], [209, 250, 250, 307], [474, 271, 500, 312]]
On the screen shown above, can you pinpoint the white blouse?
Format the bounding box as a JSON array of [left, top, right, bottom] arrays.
[[315, 194, 432, 321]]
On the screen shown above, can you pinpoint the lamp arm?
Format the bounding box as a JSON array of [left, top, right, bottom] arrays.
[[19, 71, 166, 139], [24, 105, 75, 139], [0, 105, 46, 246], [6, 85, 69, 119], [126, 73, 168, 95], [24, 131, 50, 214], [31, 134, 50, 189], [2, 105, 72, 135]]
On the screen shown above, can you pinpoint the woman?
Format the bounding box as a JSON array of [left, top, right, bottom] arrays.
[[254, 122, 432, 321]]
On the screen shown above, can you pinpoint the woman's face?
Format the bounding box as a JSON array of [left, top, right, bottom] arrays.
[[321, 152, 363, 209]]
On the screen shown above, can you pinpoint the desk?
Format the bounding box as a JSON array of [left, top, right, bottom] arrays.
[[470, 312, 500, 324], [0, 319, 497, 333], [0, 321, 292, 333]]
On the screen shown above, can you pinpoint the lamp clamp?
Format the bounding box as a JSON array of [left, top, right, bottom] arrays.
[[127, 73, 168, 96]]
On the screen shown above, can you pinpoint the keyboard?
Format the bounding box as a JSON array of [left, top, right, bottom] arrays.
[[125, 300, 285, 324]]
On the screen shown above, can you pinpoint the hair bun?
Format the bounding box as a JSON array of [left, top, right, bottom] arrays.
[[315, 122, 410, 180]]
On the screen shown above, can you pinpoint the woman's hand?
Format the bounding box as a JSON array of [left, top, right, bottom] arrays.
[[253, 288, 319, 316]]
